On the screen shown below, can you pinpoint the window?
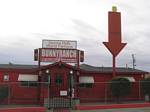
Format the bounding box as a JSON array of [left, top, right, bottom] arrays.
[[20, 81, 38, 87], [78, 76, 94, 88], [79, 83, 93, 88], [3, 74, 9, 81], [18, 74, 38, 81], [18, 74, 38, 87], [55, 75, 63, 86]]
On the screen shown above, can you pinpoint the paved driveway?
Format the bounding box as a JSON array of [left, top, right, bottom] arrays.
[[71, 107, 150, 112], [46, 107, 150, 112]]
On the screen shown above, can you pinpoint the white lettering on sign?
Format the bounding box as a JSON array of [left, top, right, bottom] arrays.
[[42, 40, 77, 49], [40, 49, 78, 63], [60, 90, 67, 96]]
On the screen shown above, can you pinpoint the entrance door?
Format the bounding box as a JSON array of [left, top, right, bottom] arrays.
[[48, 72, 71, 108], [50, 72, 68, 97]]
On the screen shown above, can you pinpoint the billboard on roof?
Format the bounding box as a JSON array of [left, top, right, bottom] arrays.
[[42, 40, 77, 49]]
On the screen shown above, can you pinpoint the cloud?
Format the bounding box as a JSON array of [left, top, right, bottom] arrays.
[[0, 0, 150, 72]]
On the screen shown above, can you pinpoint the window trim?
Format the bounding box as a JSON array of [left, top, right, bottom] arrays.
[[78, 83, 93, 88]]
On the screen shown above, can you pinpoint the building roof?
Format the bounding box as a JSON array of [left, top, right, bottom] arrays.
[[0, 63, 148, 74], [0, 64, 38, 69], [79, 64, 148, 74]]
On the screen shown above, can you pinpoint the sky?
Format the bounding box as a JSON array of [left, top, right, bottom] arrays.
[[0, 0, 150, 72]]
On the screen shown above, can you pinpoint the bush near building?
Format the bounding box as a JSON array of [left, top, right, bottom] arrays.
[[109, 77, 132, 103]]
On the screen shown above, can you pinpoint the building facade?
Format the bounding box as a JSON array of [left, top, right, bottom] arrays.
[[0, 61, 148, 105]]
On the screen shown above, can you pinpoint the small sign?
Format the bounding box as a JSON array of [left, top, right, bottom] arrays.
[[42, 40, 77, 49], [60, 90, 67, 96]]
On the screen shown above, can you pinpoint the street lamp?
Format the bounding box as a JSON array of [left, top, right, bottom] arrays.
[[46, 69, 50, 74], [69, 70, 73, 107], [70, 70, 73, 75], [45, 69, 50, 109]]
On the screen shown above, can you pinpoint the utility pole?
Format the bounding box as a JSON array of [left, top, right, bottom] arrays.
[[132, 54, 136, 69]]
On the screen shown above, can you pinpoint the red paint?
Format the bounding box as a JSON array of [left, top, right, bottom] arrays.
[[78, 72, 144, 103], [0, 70, 39, 104], [0, 62, 146, 105], [75, 103, 150, 110], [0, 107, 46, 112], [103, 11, 126, 56]]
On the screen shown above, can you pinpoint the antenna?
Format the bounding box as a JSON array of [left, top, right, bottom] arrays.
[[132, 54, 136, 69]]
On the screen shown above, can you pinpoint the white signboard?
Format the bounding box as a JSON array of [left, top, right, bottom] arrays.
[[42, 40, 77, 49], [60, 90, 67, 96], [40, 48, 78, 63]]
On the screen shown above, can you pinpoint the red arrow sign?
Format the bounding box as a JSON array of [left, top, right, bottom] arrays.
[[103, 11, 126, 56], [103, 41, 126, 57], [103, 9, 127, 77]]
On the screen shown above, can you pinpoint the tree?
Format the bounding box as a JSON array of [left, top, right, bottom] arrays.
[[140, 77, 150, 102], [109, 77, 131, 103]]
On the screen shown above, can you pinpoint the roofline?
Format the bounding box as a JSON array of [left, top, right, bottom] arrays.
[[39, 61, 77, 71], [79, 69, 148, 74], [0, 68, 38, 73], [0, 62, 148, 74]]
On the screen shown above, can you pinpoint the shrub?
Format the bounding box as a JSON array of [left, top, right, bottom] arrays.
[[140, 77, 150, 101], [109, 77, 131, 103]]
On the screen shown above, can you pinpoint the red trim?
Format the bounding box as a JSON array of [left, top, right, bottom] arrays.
[[75, 103, 150, 110], [0, 107, 46, 112]]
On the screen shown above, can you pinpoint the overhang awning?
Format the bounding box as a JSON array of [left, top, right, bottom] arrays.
[[79, 76, 94, 83], [124, 77, 135, 82], [18, 74, 38, 81]]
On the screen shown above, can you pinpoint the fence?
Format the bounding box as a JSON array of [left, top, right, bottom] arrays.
[[0, 81, 148, 108], [76, 81, 145, 103]]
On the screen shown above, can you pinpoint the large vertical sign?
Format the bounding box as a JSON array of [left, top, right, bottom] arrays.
[[103, 6, 127, 77], [103, 10, 126, 56]]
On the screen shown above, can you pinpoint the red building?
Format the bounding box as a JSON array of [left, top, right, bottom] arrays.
[[0, 61, 148, 106]]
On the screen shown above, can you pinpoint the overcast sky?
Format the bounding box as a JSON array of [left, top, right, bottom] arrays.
[[0, 0, 150, 72]]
